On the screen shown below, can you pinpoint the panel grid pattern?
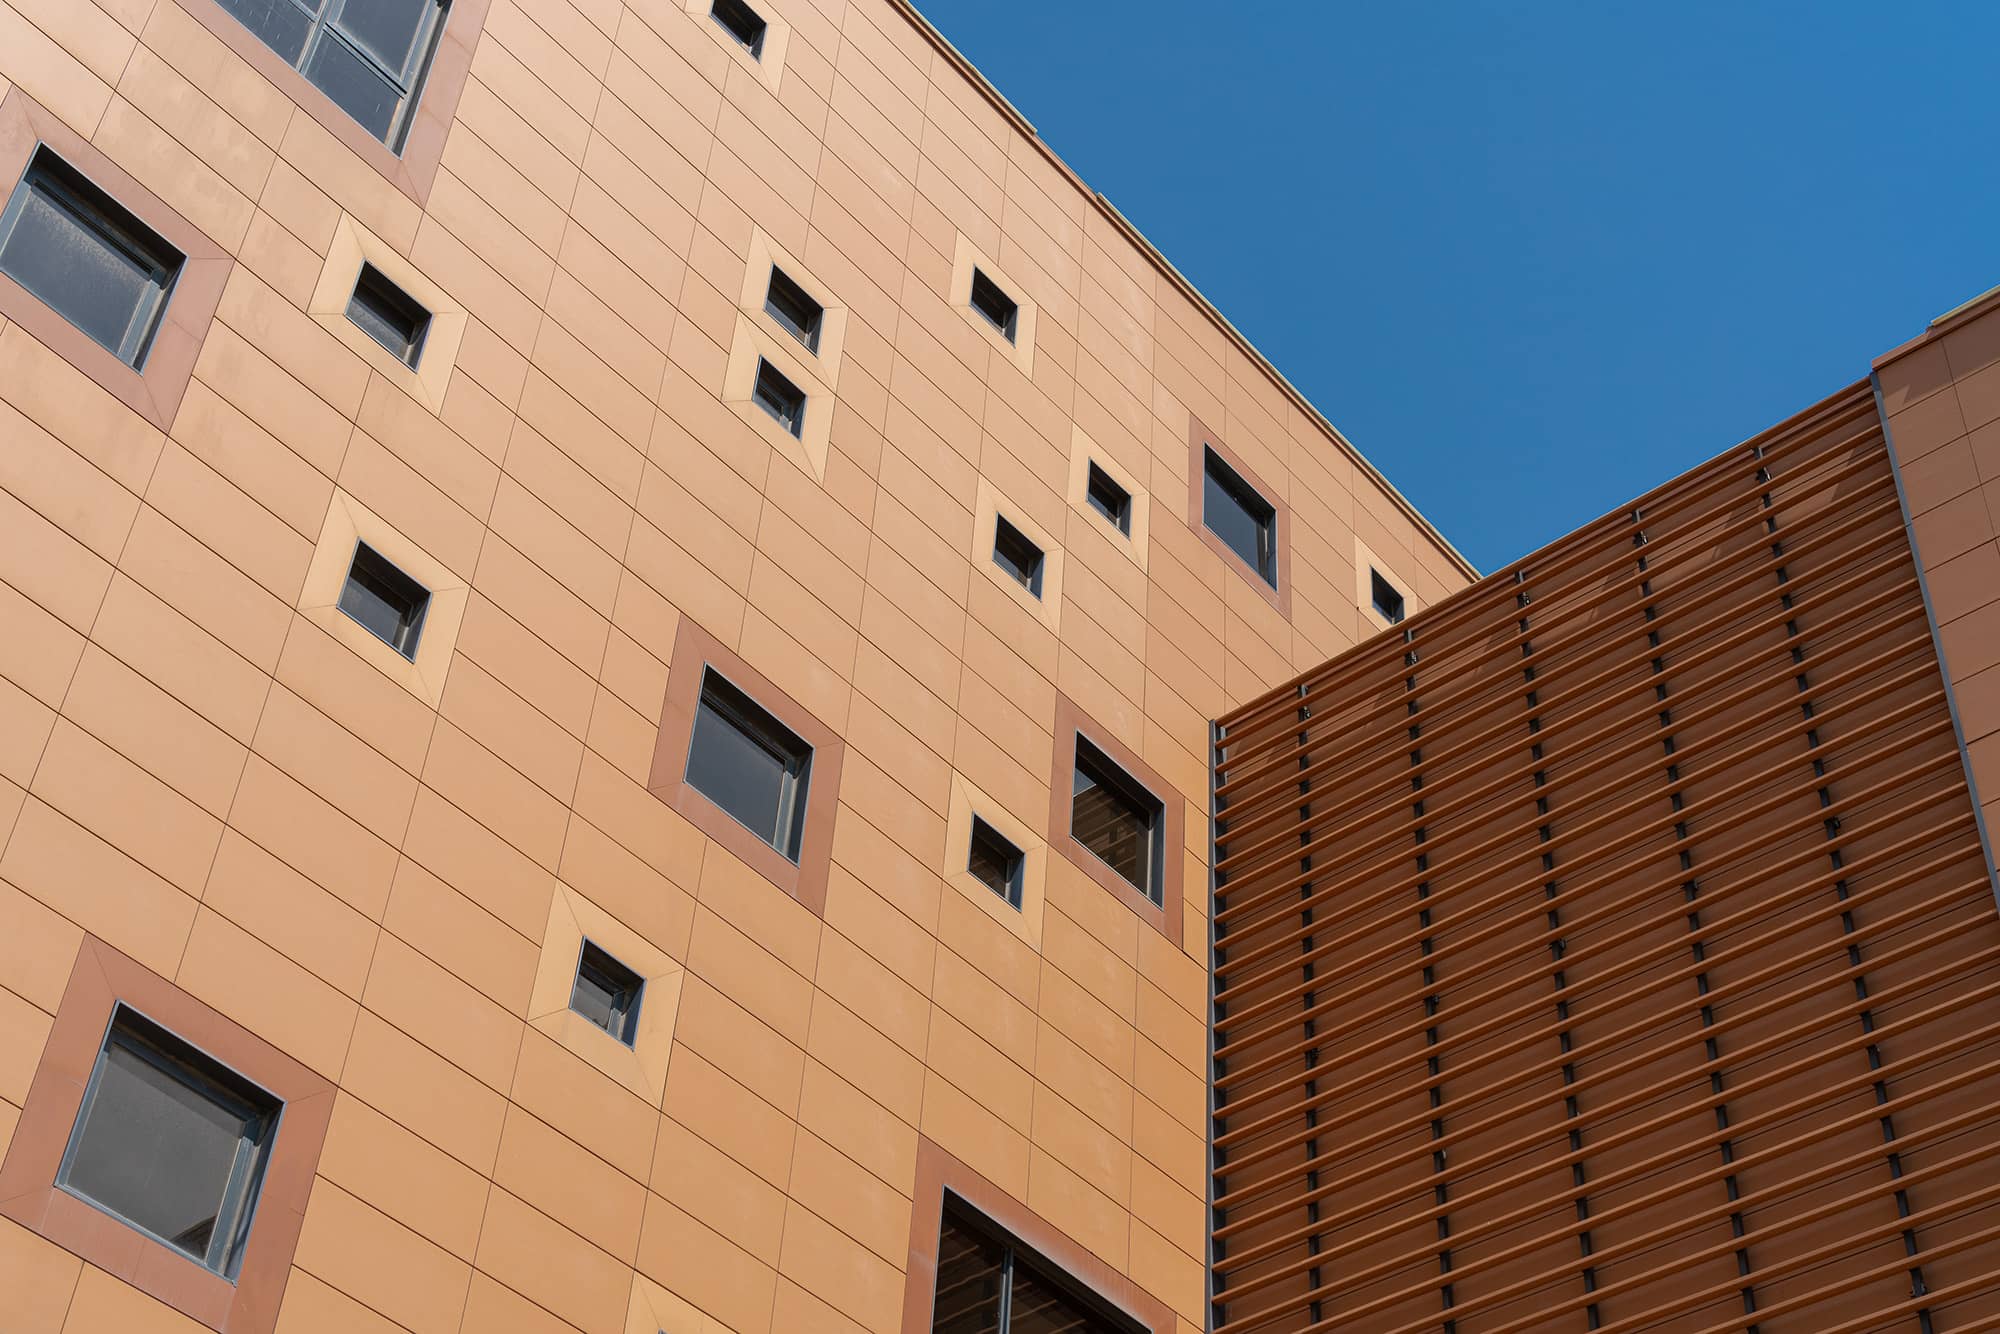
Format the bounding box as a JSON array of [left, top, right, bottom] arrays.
[[1210, 383, 2000, 1333]]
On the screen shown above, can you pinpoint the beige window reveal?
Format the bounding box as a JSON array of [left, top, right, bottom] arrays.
[[308, 212, 467, 413]]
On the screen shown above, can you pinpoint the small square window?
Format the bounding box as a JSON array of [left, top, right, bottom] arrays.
[[1085, 462, 1132, 535], [346, 262, 431, 368], [967, 816, 1025, 910], [1071, 736, 1164, 905], [685, 668, 814, 861], [764, 266, 823, 353], [1371, 569, 1406, 624], [710, 0, 767, 56], [969, 268, 1019, 343], [57, 1006, 280, 1278], [338, 541, 430, 659], [569, 940, 643, 1046], [992, 516, 1045, 598], [1202, 447, 1277, 588], [752, 357, 806, 438], [0, 148, 184, 368]]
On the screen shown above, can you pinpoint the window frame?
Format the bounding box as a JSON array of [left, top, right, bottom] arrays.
[[684, 666, 815, 862], [569, 939, 645, 1047], [1187, 415, 1291, 616], [966, 815, 1026, 910], [763, 264, 824, 353], [969, 266, 1020, 343], [991, 514, 1046, 598], [1085, 461, 1133, 535], [1371, 567, 1407, 625], [212, 0, 449, 152], [709, 0, 768, 57], [1047, 695, 1184, 946], [1070, 734, 1165, 906], [337, 539, 431, 661], [345, 259, 431, 368], [1202, 446, 1277, 586], [751, 355, 807, 439]]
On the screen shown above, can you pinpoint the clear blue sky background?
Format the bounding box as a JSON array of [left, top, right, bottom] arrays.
[[911, 1, 2000, 572]]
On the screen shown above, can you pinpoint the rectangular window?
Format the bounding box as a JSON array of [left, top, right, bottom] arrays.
[[1085, 462, 1132, 535], [969, 268, 1019, 343], [1372, 568, 1406, 624], [569, 940, 643, 1046], [346, 261, 430, 367], [0, 149, 183, 368], [338, 541, 430, 659], [1202, 447, 1277, 588], [56, 1006, 280, 1279], [709, 0, 767, 57], [930, 1208, 1145, 1332], [967, 816, 1025, 910], [752, 356, 806, 438], [212, 0, 450, 150], [992, 515, 1045, 598], [763, 266, 822, 353], [1071, 736, 1164, 905], [685, 668, 813, 862]]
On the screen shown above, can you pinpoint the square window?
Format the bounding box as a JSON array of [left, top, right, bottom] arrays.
[[969, 267, 1019, 342], [56, 1006, 280, 1279], [213, 0, 450, 149], [967, 816, 1025, 910], [569, 940, 643, 1046], [1371, 568, 1406, 624], [346, 261, 431, 368], [1071, 736, 1164, 905], [0, 148, 184, 368], [1085, 462, 1132, 535], [1202, 447, 1278, 588], [710, 0, 767, 56], [685, 668, 814, 861], [763, 266, 823, 353], [752, 356, 806, 438], [992, 515, 1045, 598], [338, 541, 430, 659]]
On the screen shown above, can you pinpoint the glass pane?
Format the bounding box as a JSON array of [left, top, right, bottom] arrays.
[[968, 820, 1022, 908], [1204, 463, 1273, 584], [331, 0, 435, 80], [304, 32, 403, 140], [61, 1040, 252, 1262], [1072, 756, 1153, 899], [931, 1215, 1006, 1334], [213, 0, 315, 63], [1010, 1254, 1119, 1334], [0, 180, 157, 358], [338, 554, 422, 655], [687, 690, 800, 855]]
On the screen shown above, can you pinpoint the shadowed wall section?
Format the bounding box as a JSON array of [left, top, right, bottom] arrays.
[[1209, 382, 2000, 1333]]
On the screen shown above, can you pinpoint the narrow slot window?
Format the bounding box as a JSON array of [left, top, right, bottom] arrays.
[[1202, 447, 1277, 588], [752, 357, 806, 438], [992, 516, 1046, 598], [969, 268, 1019, 342], [1071, 736, 1164, 904], [763, 266, 823, 353], [685, 668, 814, 861], [345, 262, 431, 368], [0, 149, 184, 368], [56, 1006, 281, 1279], [1371, 568, 1406, 624], [569, 940, 644, 1046], [709, 0, 767, 57], [1085, 462, 1133, 535], [967, 817, 1025, 910], [337, 541, 430, 659]]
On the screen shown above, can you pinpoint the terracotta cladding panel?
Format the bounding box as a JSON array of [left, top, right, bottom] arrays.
[[1213, 384, 2000, 1332]]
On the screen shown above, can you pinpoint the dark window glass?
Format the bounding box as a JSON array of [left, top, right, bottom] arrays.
[[710, 0, 767, 56], [967, 817, 1024, 910], [346, 262, 431, 367], [1202, 447, 1277, 588], [992, 516, 1044, 598], [1071, 737, 1163, 904], [1084, 463, 1131, 535], [569, 940, 643, 1046], [929, 1208, 1143, 1333], [969, 268, 1018, 342], [764, 266, 823, 352], [0, 150, 183, 367], [752, 357, 806, 438], [1371, 568, 1406, 624], [338, 541, 430, 659], [685, 669, 813, 860], [57, 1007, 280, 1279], [213, 0, 449, 150]]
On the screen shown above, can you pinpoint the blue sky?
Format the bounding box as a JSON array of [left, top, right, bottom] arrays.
[[912, 1, 2000, 572]]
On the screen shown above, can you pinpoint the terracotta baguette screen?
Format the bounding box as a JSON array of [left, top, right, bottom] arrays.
[[1208, 382, 2000, 1332]]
